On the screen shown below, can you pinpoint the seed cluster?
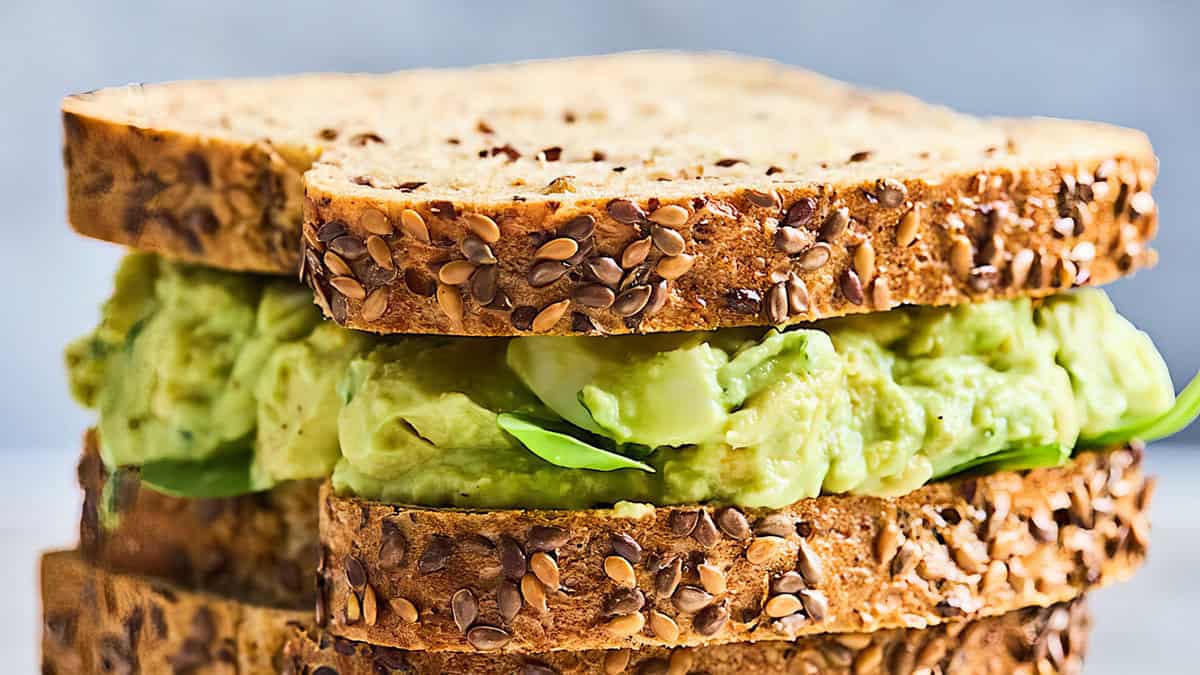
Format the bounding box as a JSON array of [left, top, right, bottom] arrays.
[[317, 447, 1148, 653], [301, 155, 1156, 335]]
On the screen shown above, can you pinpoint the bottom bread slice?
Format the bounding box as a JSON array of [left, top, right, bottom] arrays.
[[41, 549, 1090, 674]]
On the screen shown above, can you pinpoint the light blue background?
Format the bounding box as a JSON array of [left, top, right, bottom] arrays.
[[2, 4, 1197, 670]]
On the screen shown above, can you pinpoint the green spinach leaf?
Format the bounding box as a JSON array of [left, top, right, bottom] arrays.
[[497, 413, 656, 473], [934, 443, 1069, 481], [139, 449, 264, 498], [1080, 371, 1200, 448]]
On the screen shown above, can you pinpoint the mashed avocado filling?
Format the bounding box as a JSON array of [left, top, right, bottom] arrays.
[[68, 254, 1191, 509]]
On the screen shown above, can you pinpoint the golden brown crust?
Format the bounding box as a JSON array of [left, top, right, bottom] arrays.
[[62, 54, 1158, 336], [77, 429, 320, 609], [283, 600, 1090, 675], [319, 448, 1149, 653], [304, 153, 1158, 335], [40, 550, 1091, 675]]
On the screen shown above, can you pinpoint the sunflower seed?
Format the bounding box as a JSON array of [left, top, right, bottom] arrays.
[[693, 603, 729, 636], [747, 536, 786, 565], [786, 273, 810, 313], [765, 593, 803, 618], [586, 256, 624, 286], [324, 251, 353, 277], [366, 235, 393, 269], [464, 213, 501, 243], [876, 178, 908, 208], [603, 588, 646, 616], [799, 589, 828, 621], [655, 558, 682, 598], [535, 237, 580, 261], [498, 582, 521, 622], [796, 539, 824, 585], [391, 597, 418, 623], [604, 555, 636, 587], [521, 573, 548, 613], [621, 237, 653, 269], [451, 589, 477, 632], [669, 510, 699, 536], [436, 283, 463, 324], [559, 214, 596, 241], [466, 625, 511, 651], [772, 571, 806, 594], [746, 189, 779, 208], [853, 240, 876, 283], [651, 225, 686, 256], [716, 507, 751, 540], [604, 650, 631, 674], [693, 510, 720, 547], [362, 584, 378, 626], [767, 281, 789, 324], [605, 612, 645, 637], [613, 285, 652, 316], [438, 260, 476, 286], [672, 586, 714, 613], [819, 208, 850, 241], [359, 208, 393, 236], [330, 276, 366, 300], [470, 265, 498, 304], [950, 236, 974, 279], [656, 253, 695, 280], [649, 204, 690, 227], [361, 288, 388, 321], [461, 236, 497, 265], [784, 198, 817, 226], [610, 533, 642, 563], [498, 535, 526, 581], [607, 198, 646, 224], [643, 279, 669, 317], [697, 563, 726, 595], [649, 610, 680, 641], [573, 284, 615, 308], [400, 209, 430, 243], [897, 207, 921, 246], [798, 243, 832, 271]]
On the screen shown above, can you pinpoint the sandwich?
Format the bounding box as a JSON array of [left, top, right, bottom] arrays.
[[47, 52, 1197, 673]]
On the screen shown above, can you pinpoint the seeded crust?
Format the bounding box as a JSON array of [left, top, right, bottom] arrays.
[[319, 447, 1150, 653], [283, 600, 1090, 675], [77, 429, 320, 609], [40, 550, 1091, 675], [62, 53, 1158, 335]]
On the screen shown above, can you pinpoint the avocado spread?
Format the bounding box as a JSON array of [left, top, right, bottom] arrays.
[[68, 254, 1177, 509]]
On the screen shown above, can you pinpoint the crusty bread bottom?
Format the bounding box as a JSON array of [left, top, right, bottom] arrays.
[[41, 550, 1089, 674]]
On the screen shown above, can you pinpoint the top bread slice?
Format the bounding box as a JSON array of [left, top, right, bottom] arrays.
[[63, 52, 1159, 336]]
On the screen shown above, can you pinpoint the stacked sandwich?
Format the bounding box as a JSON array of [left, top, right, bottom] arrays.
[[44, 54, 1197, 674]]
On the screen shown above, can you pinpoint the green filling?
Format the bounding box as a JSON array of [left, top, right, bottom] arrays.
[[68, 254, 1190, 509]]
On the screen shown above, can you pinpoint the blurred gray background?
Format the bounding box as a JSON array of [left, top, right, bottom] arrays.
[[2, 0, 1197, 671]]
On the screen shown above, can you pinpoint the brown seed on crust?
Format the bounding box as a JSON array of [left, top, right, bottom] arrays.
[[772, 571, 806, 594], [876, 178, 908, 208], [604, 649, 632, 674], [697, 563, 727, 595], [693, 510, 720, 547], [470, 265, 498, 305], [573, 284, 616, 308], [610, 533, 643, 563], [669, 510, 699, 536], [649, 204, 690, 227], [390, 597, 418, 623], [950, 236, 974, 279], [452, 588, 478, 632], [607, 198, 646, 224], [651, 225, 687, 256], [521, 573, 548, 613], [784, 197, 817, 226], [796, 539, 824, 585], [466, 625, 511, 651], [344, 590, 361, 624], [897, 207, 921, 246], [799, 589, 829, 622], [436, 283, 464, 324], [613, 286, 652, 317], [747, 536, 787, 565], [604, 588, 646, 616], [345, 556, 367, 589], [324, 251, 353, 277], [361, 288, 389, 321], [853, 240, 876, 284], [672, 586, 714, 613], [655, 558, 683, 598], [656, 253, 695, 280], [498, 582, 521, 622], [330, 235, 367, 260], [643, 279, 669, 318], [530, 551, 561, 588], [362, 584, 379, 626], [366, 235, 393, 270], [765, 593, 803, 618], [746, 189, 780, 208], [559, 214, 596, 241], [819, 208, 850, 241], [1010, 248, 1035, 288], [330, 276, 366, 300], [767, 281, 789, 325], [968, 265, 1000, 292], [693, 603, 729, 636], [461, 236, 497, 265], [438, 260, 476, 286], [498, 535, 526, 581], [404, 268, 437, 297], [606, 612, 645, 638], [359, 208, 393, 235], [1129, 191, 1156, 217], [840, 269, 865, 305], [775, 226, 809, 254], [535, 237, 580, 261], [787, 273, 810, 314], [798, 243, 832, 271], [604, 555, 637, 587], [528, 260, 569, 287], [586, 256, 624, 287], [400, 209, 430, 243], [621, 237, 653, 269], [1057, 258, 1078, 287], [649, 610, 680, 642], [716, 507, 752, 540], [317, 221, 347, 243], [464, 213, 501, 243]]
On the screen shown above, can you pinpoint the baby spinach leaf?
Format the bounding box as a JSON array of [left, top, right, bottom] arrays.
[[934, 443, 1069, 481], [1080, 371, 1200, 448], [139, 449, 264, 498], [497, 413, 656, 473]]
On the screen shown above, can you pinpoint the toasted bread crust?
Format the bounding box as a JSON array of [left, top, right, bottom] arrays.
[[62, 54, 1158, 336], [319, 447, 1148, 653], [77, 430, 320, 609], [40, 550, 1090, 674]]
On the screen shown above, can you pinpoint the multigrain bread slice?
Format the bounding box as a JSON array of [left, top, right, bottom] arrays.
[[283, 601, 1090, 675], [317, 447, 1149, 654], [40, 551, 1091, 675], [62, 53, 1158, 336], [78, 429, 320, 609]]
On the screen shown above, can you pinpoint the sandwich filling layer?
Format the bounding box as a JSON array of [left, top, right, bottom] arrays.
[[68, 254, 1182, 509]]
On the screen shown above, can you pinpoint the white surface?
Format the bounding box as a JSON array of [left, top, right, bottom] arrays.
[[1, 445, 1196, 672]]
